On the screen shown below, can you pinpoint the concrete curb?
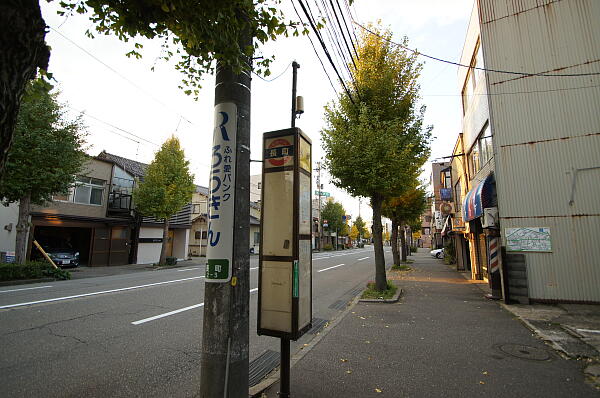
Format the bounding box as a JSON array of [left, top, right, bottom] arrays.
[[358, 287, 404, 303], [0, 277, 56, 287]]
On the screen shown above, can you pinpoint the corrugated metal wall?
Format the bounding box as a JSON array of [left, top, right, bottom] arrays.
[[478, 0, 600, 302]]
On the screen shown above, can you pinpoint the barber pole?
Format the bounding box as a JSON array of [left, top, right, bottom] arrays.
[[489, 237, 500, 273]]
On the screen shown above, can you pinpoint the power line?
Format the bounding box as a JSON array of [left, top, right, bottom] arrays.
[[290, 0, 338, 95], [353, 21, 600, 78], [48, 26, 199, 126], [252, 62, 292, 82], [66, 104, 160, 147], [422, 82, 600, 97], [296, 0, 356, 103]]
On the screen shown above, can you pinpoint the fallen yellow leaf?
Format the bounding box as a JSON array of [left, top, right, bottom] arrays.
[[365, 340, 371, 344], [340, 358, 348, 362], [479, 381, 485, 385], [375, 388, 382, 393], [359, 316, 366, 320], [346, 370, 352, 374], [482, 371, 488, 375]]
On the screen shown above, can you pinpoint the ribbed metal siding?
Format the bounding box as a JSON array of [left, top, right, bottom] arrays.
[[479, 0, 600, 302]]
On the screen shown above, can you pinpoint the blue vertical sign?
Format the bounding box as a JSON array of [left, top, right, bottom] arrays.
[[206, 103, 237, 282]]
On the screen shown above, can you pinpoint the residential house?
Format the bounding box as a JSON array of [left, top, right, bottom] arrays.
[[429, 161, 451, 250]]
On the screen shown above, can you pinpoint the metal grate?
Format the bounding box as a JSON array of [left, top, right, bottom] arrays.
[[328, 300, 347, 311], [309, 318, 329, 334], [249, 350, 280, 387]]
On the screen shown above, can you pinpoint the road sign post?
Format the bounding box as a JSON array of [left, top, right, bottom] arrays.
[[258, 127, 313, 398]]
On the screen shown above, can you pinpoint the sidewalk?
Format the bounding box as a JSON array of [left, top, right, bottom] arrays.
[[67, 257, 206, 280], [261, 249, 599, 397]]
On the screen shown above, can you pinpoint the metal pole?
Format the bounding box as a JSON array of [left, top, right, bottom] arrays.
[[279, 338, 291, 398], [200, 31, 251, 398], [278, 60, 299, 398], [291, 61, 299, 128]]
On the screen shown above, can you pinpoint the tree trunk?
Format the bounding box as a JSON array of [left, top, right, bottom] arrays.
[[158, 218, 170, 265], [15, 193, 31, 264], [371, 194, 387, 291], [0, 0, 50, 178], [400, 226, 407, 263], [391, 218, 400, 266]]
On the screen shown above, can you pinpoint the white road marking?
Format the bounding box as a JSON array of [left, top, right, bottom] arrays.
[[176, 268, 201, 272], [576, 328, 600, 334], [132, 287, 259, 325], [0, 285, 53, 294], [357, 257, 370, 261], [132, 303, 205, 325], [317, 264, 345, 273], [0, 276, 205, 310]]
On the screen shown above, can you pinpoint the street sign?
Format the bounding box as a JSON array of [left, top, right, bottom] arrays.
[[314, 190, 330, 197], [259, 127, 313, 341], [205, 102, 237, 283]]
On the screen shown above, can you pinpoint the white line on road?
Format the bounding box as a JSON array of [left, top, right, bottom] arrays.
[[576, 328, 600, 334], [317, 264, 345, 273], [0, 276, 205, 310], [176, 268, 201, 272], [131, 287, 259, 325], [0, 285, 53, 294], [357, 257, 370, 261]]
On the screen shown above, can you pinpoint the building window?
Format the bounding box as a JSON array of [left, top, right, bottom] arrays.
[[193, 204, 201, 214], [462, 39, 484, 115], [469, 123, 493, 176], [57, 176, 105, 205], [257, 182, 261, 190], [254, 232, 260, 244], [195, 230, 208, 240], [423, 227, 430, 235], [454, 180, 462, 207]]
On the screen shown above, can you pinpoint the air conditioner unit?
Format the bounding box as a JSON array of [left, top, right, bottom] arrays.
[[482, 207, 499, 229], [439, 202, 454, 215]]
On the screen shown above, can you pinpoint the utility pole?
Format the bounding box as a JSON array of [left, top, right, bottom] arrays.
[[200, 31, 251, 397], [315, 162, 322, 251]]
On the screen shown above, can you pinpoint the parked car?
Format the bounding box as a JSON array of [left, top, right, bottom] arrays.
[[45, 247, 80, 268], [430, 248, 444, 259]]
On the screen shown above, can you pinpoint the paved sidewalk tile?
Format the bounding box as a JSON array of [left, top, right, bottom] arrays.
[[262, 250, 598, 397]]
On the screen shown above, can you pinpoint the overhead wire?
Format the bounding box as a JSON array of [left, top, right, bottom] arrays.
[[353, 21, 600, 78], [296, 0, 356, 103], [252, 62, 292, 82], [290, 0, 339, 95], [49, 26, 199, 126]]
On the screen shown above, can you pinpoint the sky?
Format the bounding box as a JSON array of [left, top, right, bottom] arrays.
[[40, 0, 474, 225]]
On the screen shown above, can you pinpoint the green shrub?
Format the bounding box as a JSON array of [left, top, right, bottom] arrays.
[[165, 256, 178, 265], [443, 240, 456, 265], [0, 262, 71, 281], [361, 280, 397, 299], [323, 244, 333, 251], [410, 246, 418, 253]]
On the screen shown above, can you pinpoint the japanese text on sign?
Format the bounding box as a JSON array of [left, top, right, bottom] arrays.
[[206, 103, 237, 282]]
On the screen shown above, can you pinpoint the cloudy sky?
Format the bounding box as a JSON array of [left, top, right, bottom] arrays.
[[40, 0, 474, 224]]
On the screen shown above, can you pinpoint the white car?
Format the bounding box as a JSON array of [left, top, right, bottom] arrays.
[[430, 248, 444, 259]]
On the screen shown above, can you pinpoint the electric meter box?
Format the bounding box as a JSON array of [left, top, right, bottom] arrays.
[[258, 127, 313, 340]]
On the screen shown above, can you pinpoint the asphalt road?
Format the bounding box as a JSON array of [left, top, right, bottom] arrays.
[[0, 246, 392, 397]]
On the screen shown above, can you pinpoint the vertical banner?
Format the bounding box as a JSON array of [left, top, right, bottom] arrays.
[[206, 103, 237, 283]]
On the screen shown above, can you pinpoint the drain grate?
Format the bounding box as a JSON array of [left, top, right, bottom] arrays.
[[497, 344, 551, 361], [309, 318, 329, 334], [328, 300, 347, 311], [249, 350, 279, 386]]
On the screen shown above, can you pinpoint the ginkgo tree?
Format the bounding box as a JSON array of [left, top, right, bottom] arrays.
[[321, 23, 431, 291], [1, 0, 307, 178], [133, 136, 195, 266]]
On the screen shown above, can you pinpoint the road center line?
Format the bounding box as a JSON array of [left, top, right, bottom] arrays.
[[0, 276, 205, 310], [0, 285, 53, 294], [317, 264, 345, 273], [176, 268, 201, 272], [131, 288, 259, 325], [357, 257, 370, 261]]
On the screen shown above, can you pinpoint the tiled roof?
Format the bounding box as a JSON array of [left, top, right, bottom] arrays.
[[196, 185, 210, 196], [96, 150, 148, 177]]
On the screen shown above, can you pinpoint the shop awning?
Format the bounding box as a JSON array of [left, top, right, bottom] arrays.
[[462, 174, 495, 222]]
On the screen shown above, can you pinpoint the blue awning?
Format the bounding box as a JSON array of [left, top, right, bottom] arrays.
[[462, 174, 495, 222]]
